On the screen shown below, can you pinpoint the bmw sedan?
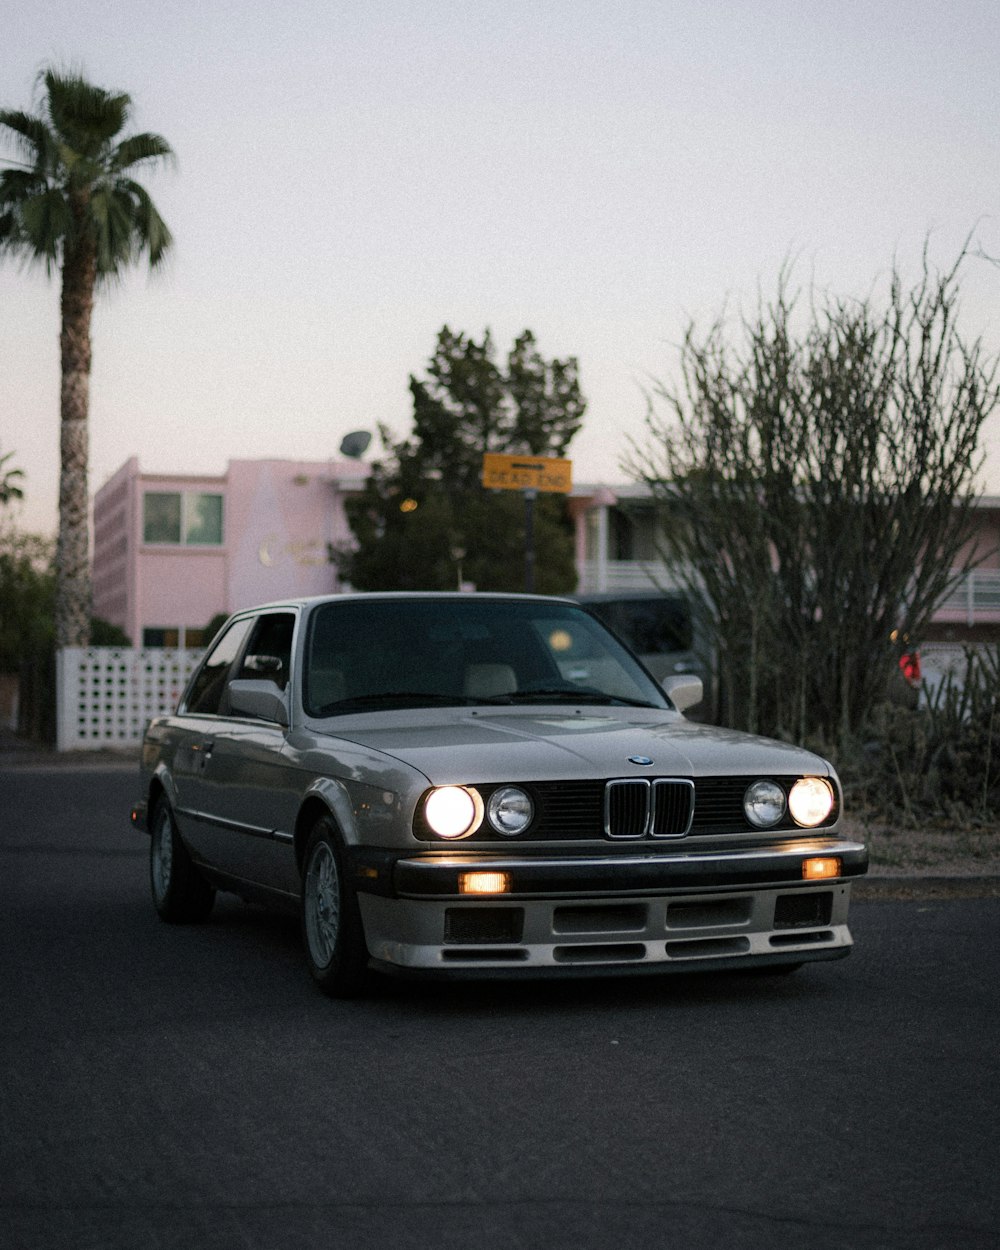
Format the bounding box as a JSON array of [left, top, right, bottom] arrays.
[[132, 593, 867, 996]]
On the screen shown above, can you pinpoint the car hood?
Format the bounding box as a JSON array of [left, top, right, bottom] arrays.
[[325, 708, 831, 784]]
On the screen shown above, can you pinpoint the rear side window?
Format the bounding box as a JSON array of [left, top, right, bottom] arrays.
[[184, 618, 253, 714]]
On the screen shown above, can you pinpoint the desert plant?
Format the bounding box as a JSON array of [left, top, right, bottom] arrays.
[[848, 647, 1000, 825], [629, 249, 1000, 750]]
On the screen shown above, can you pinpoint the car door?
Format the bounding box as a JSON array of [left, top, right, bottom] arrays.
[[169, 614, 256, 868], [185, 610, 302, 896]]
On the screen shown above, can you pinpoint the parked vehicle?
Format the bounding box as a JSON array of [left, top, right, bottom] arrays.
[[132, 593, 867, 996], [575, 591, 713, 711]]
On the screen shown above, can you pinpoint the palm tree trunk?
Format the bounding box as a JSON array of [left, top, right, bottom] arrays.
[[56, 218, 96, 649]]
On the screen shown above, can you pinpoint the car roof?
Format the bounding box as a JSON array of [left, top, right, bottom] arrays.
[[574, 591, 688, 603], [228, 591, 584, 615]]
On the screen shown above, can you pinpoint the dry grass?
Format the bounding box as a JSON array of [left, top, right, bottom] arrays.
[[842, 813, 1000, 877]]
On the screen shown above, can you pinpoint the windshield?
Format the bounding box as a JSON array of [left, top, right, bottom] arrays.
[[303, 597, 670, 716]]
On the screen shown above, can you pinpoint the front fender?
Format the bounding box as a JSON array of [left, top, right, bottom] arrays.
[[300, 775, 362, 844], [131, 763, 181, 836], [149, 761, 181, 813]]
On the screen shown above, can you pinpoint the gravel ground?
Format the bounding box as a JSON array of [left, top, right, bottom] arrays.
[[842, 815, 1000, 878]]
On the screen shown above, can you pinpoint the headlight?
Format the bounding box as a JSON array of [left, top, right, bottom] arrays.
[[789, 777, 835, 827], [424, 786, 483, 839], [744, 779, 786, 828], [487, 786, 534, 835]]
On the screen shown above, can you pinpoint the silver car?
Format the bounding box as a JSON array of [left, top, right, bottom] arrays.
[[132, 593, 867, 996]]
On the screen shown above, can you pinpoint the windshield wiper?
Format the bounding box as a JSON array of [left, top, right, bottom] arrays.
[[319, 691, 477, 713], [495, 687, 660, 708], [316, 688, 662, 715]]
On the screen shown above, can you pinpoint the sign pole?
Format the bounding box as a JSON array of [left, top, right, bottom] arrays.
[[479, 453, 573, 596], [524, 488, 536, 593]]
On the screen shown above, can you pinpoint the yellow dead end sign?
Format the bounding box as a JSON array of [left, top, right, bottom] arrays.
[[481, 453, 572, 592], [481, 452, 573, 493]]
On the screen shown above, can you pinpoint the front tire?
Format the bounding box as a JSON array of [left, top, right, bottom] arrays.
[[301, 817, 369, 997], [149, 798, 215, 923]]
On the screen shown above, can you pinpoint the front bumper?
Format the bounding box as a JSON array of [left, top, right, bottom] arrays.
[[355, 839, 867, 979], [387, 839, 867, 897]]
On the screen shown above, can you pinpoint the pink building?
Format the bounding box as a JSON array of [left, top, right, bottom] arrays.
[[92, 457, 1000, 649], [92, 457, 368, 646], [567, 486, 1000, 643]]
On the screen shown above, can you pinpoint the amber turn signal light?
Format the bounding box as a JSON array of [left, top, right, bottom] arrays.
[[802, 856, 842, 880], [458, 871, 512, 895]]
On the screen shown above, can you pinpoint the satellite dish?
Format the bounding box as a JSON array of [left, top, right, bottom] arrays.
[[339, 430, 372, 459]]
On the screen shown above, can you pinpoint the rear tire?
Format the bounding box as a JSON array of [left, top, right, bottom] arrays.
[[149, 798, 216, 923], [301, 817, 369, 998]]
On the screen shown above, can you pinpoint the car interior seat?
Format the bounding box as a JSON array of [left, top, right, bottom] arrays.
[[464, 663, 517, 699]]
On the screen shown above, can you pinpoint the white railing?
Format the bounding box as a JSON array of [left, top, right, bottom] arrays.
[[936, 570, 1000, 625], [576, 560, 679, 594], [56, 647, 203, 752], [578, 562, 1000, 623]]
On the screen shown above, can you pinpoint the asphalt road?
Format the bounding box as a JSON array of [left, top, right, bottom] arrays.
[[2, 762, 998, 1250]]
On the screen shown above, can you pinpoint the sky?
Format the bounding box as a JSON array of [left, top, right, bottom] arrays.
[[2, 0, 1000, 537]]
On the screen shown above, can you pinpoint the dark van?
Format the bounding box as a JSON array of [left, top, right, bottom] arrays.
[[574, 592, 711, 710]]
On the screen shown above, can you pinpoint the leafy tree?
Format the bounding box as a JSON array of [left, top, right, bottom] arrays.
[[628, 250, 1000, 749], [345, 327, 585, 593], [0, 522, 56, 741], [90, 617, 131, 646], [0, 519, 129, 740], [0, 67, 173, 647], [0, 524, 54, 668], [0, 449, 24, 505]]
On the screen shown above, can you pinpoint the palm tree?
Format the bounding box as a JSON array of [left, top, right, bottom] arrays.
[[0, 449, 25, 505], [0, 68, 173, 646]]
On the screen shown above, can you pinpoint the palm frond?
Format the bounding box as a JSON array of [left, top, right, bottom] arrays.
[[90, 184, 132, 273], [0, 108, 56, 170], [0, 210, 18, 249], [19, 188, 70, 265], [1, 66, 173, 277], [0, 167, 48, 203], [42, 69, 131, 155], [89, 180, 172, 273], [0, 173, 69, 271], [117, 178, 173, 263], [112, 132, 175, 172]]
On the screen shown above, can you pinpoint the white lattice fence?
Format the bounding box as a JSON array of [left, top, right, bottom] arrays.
[[56, 648, 203, 752]]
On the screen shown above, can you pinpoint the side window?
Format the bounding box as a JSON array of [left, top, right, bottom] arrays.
[[235, 613, 295, 692], [184, 618, 254, 715]]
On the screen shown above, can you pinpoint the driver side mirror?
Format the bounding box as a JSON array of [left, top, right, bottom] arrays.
[[228, 679, 289, 726], [663, 674, 703, 713]]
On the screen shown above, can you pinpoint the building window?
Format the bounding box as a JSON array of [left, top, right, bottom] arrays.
[[143, 627, 181, 648], [185, 493, 223, 545], [143, 493, 181, 544], [143, 491, 224, 545], [142, 626, 213, 648]]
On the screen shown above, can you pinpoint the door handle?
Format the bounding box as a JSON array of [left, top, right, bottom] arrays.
[[191, 740, 214, 768]]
